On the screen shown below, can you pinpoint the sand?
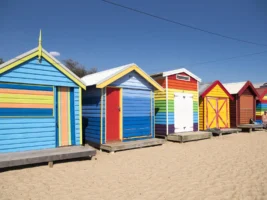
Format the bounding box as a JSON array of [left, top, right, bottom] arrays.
[[1, 131, 267, 200]]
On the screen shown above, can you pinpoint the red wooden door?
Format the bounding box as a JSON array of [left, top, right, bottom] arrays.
[[106, 87, 120, 142]]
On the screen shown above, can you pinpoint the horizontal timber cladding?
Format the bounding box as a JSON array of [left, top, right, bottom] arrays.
[[0, 87, 80, 153], [167, 73, 198, 91], [0, 57, 77, 87], [199, 98, 204, 130], [0, 118, 56, 153], [82, 86, 102, 145], [199, 82, 231, 130], [0, 49, 83, 153], [204, 84, 229, 98], [256, 101, 267, 123], [123, 88, 152, 139], [0, 83, 54, 117], [154, 74, 199, 135], [110, 71, 154, 90]]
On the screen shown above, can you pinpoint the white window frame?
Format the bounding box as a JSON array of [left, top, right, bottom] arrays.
[[176, 74, 190, 81]]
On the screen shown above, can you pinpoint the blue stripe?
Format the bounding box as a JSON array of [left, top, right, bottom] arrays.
[[83, 116, 101, 145], [0, 83, 53, 91], [0, 108, 53, 116], [123, 116, 151, 138], [70, 88, 76, 145]]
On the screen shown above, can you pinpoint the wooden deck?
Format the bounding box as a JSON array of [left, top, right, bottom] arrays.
[[0, 146, 96, 169], [167, 131, 211, 143], [100, 138, 165, 153], [208, 128, 241, 136], [237, 124, 263, 133]]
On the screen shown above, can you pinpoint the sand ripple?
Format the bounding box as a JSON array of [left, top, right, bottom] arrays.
[[1, 132, 267, 200]]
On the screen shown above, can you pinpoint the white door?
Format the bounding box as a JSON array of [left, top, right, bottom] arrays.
[[174, 93, 194, 132]]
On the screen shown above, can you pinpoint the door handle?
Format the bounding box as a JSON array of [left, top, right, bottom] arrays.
[[118, 107, 121, 111]]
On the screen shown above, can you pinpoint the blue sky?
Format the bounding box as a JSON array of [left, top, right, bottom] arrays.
[[1, 0, 267, 83]]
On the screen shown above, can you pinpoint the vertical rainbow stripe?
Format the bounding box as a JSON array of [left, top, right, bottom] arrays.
[[58, 87, 71, 146]]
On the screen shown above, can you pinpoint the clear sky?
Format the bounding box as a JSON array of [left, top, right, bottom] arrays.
[[1, 0, 267, 83]]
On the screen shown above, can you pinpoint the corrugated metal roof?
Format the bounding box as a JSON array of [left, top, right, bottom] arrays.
[[223, 82, 247, 94], [82, 63, 134, 86], [199, 83, 212, 95], [151, 68, 201, 82]]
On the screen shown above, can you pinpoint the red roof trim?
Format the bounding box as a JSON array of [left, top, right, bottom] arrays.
[[257, 88, 267, 101], [238, 81, 259, 97], [201, 80, 234, 100]]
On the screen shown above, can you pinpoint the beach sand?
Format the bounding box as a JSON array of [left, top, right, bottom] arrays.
[[1, 131, 267, 200]]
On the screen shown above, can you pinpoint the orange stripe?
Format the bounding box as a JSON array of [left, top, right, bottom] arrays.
[[0, 88, 53, 96], [0, 103, 53, 108], [61, 87, 69, 146]]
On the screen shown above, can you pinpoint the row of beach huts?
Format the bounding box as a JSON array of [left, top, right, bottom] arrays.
[[0, 35, 266, 168]]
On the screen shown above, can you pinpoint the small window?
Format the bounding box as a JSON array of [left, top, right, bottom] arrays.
[[176, 74, 190, 81]]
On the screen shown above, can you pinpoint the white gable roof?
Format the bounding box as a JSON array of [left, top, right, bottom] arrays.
[[151, 68, 201, 82], [0, 48, 38, 69], [223, 82, 247, 94], [199, 83, 212, 95], [253, 82, 267, 88], [82, 63, 134, 86]]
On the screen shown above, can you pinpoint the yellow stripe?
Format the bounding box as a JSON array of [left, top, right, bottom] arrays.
[[0, 52, 38, 74], [155, 89, 198, 101], [0, 98, 53, 104], [1, 93, 53, 100], [96, 65, 163, 91], [42, 53, 86, 90], [256, 111, 265, 115], [79, 88, 83, 145]]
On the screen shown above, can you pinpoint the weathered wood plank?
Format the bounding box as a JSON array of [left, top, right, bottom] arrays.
[[0, 146, 96, 169], [100, 138, 165, 152], [208, 128, 241, 136], [237, 124, 263, 133], [167, 131, 211, 143]]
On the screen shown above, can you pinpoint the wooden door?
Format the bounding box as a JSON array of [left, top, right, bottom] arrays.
[[57, 87, 74, 147], [240, 95, 254, 124], [206, 97, 217, 129], [206, 97, 229, 129], [217, 98, 229, 128], [106, 87, 120, 142], [174, 93, 193, 132]]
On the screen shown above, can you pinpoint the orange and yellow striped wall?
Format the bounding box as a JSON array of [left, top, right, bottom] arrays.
[[0, 83, 54, 117]]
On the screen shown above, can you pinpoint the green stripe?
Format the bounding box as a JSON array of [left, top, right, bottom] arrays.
[[156, 100, 198, 112]]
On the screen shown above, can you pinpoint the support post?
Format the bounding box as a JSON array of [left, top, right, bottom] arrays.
[[48, 161, 53, 168]]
